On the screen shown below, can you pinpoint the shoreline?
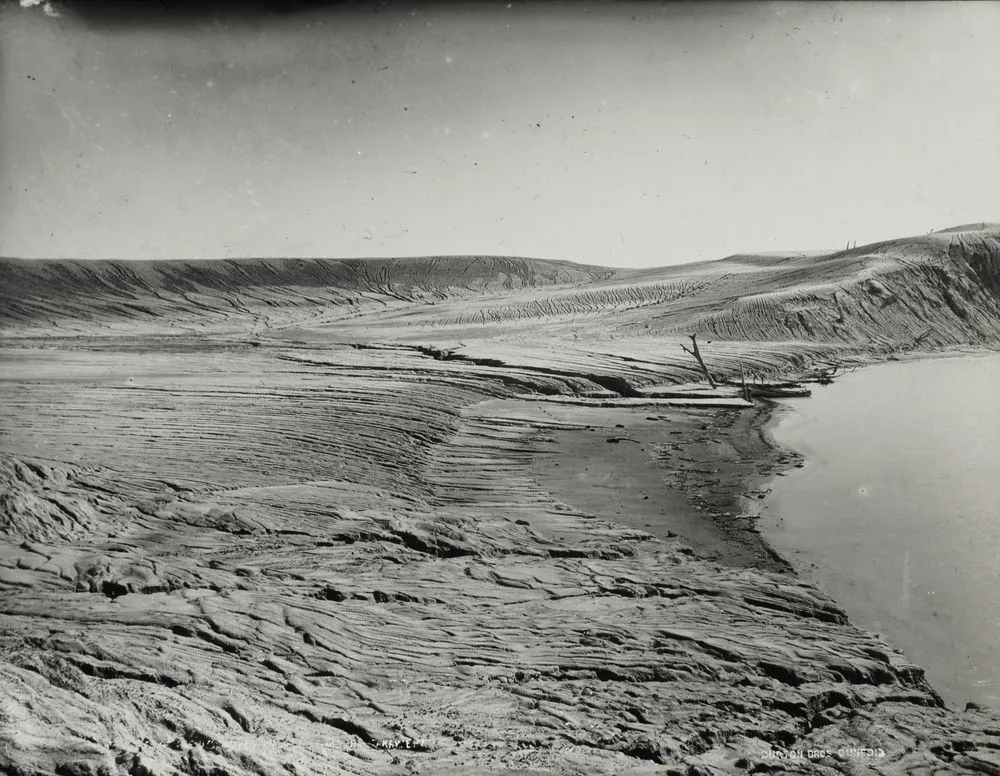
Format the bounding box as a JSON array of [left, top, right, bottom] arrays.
[[522, 360, 976, 712], [526, 397, 802, 575]]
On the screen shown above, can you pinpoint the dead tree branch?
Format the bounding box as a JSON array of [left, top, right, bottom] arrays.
[[680, 334, 717, 388]]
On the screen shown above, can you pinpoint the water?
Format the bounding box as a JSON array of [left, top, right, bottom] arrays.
[[761, 352, 1000, 709]]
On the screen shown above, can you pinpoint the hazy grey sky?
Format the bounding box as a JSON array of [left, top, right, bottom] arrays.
[[2, 1, 998, 267]]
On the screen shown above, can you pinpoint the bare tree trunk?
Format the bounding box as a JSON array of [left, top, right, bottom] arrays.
[[739, 360, 749, 401], [680, 334, 717, 388]]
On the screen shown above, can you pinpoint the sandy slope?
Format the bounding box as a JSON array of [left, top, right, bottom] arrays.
[[1, 227, 999, 775]]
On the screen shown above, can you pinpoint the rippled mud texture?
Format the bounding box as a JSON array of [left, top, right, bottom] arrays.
[[2, 226, 1000, 775]]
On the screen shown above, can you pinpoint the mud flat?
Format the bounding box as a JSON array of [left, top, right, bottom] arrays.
[[527, 402, 797, 573], [2, 226, 1000, 775]]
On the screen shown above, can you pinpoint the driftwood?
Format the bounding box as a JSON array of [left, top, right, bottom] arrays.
[[801, 360, 859, 385], [747, 384, 812, 399], [721, 374, 812, 398], [807, 360, 842, 384], [814, 367, 837, 385], [680, 334, 716, 388]]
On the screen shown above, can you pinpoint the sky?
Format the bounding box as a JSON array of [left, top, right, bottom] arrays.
[[1, 0, 998, 268]]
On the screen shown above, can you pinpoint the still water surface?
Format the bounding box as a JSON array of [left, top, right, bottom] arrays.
[[762, 352, 1000, 709]]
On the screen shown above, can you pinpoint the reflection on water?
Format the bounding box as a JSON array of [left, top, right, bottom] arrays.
[[762, 352, 1000, 709]]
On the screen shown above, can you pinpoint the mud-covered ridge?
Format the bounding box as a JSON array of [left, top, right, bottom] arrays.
[[3, 230, 1000, 356], [0, 255, 617, 334]]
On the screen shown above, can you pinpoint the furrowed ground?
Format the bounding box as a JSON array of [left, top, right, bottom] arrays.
[[1, 226, 999, 775]]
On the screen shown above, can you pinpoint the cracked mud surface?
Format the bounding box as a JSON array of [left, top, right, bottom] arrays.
[[2, 227, 1000, 775]]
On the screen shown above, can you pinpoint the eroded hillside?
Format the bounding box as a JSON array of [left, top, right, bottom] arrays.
[[1, 226, 1000, 776]]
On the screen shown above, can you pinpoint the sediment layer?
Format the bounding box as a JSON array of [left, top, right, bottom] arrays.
[[2, 226, 999, 775]]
